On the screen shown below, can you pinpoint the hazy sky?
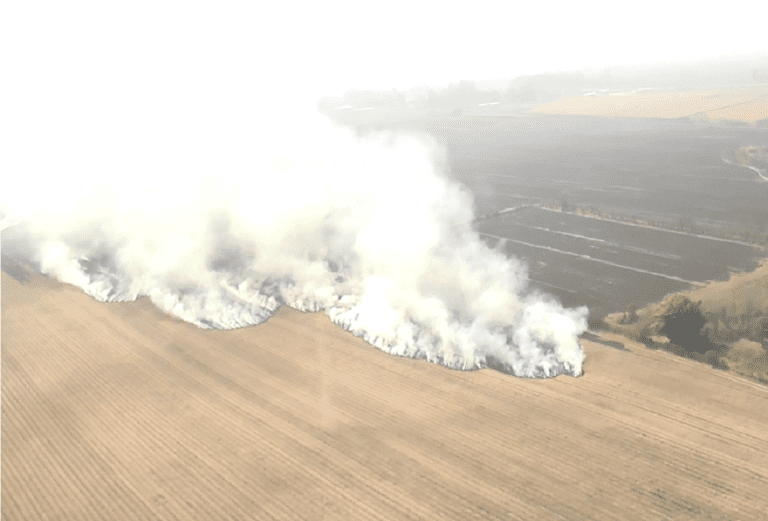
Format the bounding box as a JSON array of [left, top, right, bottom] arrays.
[[2, 1, 767, 101], [307, 0, 767, 93]]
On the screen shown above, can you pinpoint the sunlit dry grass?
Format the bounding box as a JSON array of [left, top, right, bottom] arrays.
[[531, 87, 768, 121], [704, 97, 768, 123]]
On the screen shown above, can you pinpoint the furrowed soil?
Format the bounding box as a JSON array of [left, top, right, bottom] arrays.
[[3, 269, 768, 520], [476, 207, 766, 320]]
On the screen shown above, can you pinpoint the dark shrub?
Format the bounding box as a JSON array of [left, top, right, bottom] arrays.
[[649, 294, 708, 353]]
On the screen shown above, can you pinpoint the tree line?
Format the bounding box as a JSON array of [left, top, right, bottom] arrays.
[[316, 72, 606, 113]]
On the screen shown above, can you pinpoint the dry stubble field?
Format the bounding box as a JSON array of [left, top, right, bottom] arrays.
[[531, 86, 768, 122], [2, 269, 768, 520]]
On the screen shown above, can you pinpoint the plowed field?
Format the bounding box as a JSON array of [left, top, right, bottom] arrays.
[[3, 269, 768, 520]]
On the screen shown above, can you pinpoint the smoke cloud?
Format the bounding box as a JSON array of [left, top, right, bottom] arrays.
[[1, 3, 588, 378]]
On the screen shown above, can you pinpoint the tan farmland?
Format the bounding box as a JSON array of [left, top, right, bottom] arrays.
[[3, 268, 768, 520], [531, 86, 768, 122], [703, 97, 768, 124]]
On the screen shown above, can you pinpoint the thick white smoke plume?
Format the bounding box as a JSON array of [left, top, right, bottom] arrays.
[[1, 2, 588, 377]]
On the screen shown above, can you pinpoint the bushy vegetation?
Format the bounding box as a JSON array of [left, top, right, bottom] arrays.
[[703, 306, 768, 345], [606, 283, 768, 377], [617, 304, 639, 325], [724, 339, 768, 382], [644, 294, 708, 351]]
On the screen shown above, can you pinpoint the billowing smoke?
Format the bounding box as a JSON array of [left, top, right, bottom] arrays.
[[1, 3, 588, 378]]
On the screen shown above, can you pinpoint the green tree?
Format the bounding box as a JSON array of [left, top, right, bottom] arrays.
[[649, 294, 707, 352]]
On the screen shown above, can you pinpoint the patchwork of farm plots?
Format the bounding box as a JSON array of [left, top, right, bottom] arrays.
[[476, 207, 765, 318]]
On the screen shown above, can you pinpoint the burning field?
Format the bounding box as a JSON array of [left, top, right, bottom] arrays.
[[3, 266, 768, 520], [4, 2, 768, 519], [1, 116, 589, 378]]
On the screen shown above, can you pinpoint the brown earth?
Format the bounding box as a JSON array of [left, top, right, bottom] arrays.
[[531, 87, 768, 122], [3, 269, 768, 520]]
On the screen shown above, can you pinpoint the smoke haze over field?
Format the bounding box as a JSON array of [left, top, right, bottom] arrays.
[[1, 2, 589, 377]]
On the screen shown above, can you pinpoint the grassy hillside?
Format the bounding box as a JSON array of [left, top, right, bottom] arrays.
[[604, 259, 768, 383]]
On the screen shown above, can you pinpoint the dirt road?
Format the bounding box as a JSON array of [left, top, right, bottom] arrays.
[[3, 269, 767, 520]]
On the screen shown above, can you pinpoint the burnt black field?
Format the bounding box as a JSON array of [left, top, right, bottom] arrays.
[[477, 207, 760, 319], [334, 112, 768, 320]]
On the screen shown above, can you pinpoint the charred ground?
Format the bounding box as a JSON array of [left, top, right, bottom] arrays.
[[327, 109, 768, 380]]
